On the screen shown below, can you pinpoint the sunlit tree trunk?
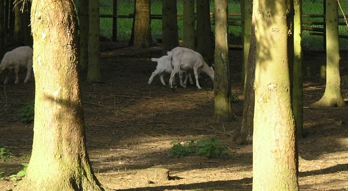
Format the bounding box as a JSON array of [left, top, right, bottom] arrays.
[[196, 0, 213, 63], [78, 0, 89, 71], [183, 0, 195, 49], [162, 0, 178, 50], [239, 25, 256, 144], [252, 0, 298, 190], [14, 0, 103, 190], [133, 0, 152, 48], [87, 0, 101, 82], [311, 0, 345, 107], [292, 0, 303, 138], [214, 0, 232, 122], [241, 0, 252, 94]]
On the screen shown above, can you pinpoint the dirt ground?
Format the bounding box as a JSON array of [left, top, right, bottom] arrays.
[[0, 47, 348, 191]]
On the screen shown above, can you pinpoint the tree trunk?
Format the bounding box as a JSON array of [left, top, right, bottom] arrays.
[[0, 0, 4, 53], [292, 0, 303, 138], [214, 0, 233, 122], [14, 5, 22, 45], [162, 0, 178, 51], [87, 0, 101, 82], [78, 0, 89, 71], [252, 0, 298, 190], [14, 0, 103, 190], [133, 0, 152, 48], [311, 0, 345, 107], [239, 25, 256, 145], [196, 0, 213, 64], [183, 0, 195, 49], [241, 0, 252, 94]]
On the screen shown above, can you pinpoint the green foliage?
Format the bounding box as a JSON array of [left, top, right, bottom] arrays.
[[19, 102, 34, 124], [0, 171, 4, 180], [9, 164, 28, 181], [170, 138, 231, 159], [0, 147, 12, 160]]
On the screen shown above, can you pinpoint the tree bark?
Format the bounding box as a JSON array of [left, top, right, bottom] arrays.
[[252, 0, 299, 190], [14, 5, 22, 45], [196, 0, 213, 64], [183, 0, 195, 49], [292, 0, 303, 138], [162, 0, 178, 51], [239, 25, 256, 144], [214, 0, 233, 122], [311, 0, 345, 107], [78, 0, 89, 71], [14, 0, 103, 190], [241, 0, 252, 94], [87, 0, 102, 82], [133, 0, 152, 48]]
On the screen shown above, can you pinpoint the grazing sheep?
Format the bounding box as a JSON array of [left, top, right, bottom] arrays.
[[167, 47, 214, 89], [148, 54, 193, 87], [0, 46, 33, 84]]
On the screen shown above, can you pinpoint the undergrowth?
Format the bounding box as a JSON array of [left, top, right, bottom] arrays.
[[18, 102, 34, 124]]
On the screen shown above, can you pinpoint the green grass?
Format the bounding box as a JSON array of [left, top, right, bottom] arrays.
[[98, 0, 347, 50]]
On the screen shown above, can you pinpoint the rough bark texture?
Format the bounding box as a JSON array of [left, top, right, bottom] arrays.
[[241, 0, 252, 93], [183, 0, 195, 49], [14, 0, 103, 190], [162, 0, 178, 51], [196, 0, 213, 64], [214, 0, 233, 122], [252, 0, 299, 190], [292, 0, 303, 138], [87, 0, 102, 82], [239, 26, 256, 144], [311, 0, 345, 107], [78, 0, 89, 71], [134, 0, 152, 48]]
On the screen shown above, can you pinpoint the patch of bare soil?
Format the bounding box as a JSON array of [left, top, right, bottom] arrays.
[[0, 47, 347, 191]]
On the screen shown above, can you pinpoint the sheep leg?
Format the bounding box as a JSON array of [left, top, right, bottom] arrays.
[[3, 75, 8, 85], [159, 74, 167, 86], [169, 68, 179, 89], [179, 71, 186, 88], [148, 70, 158, 85], [193, 68, 202, 89], [24, 65, 32, 83], [188, 73, 194, 85], [14, 66, 20, 84]]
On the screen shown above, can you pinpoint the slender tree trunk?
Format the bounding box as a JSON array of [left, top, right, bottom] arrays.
[[87, 0, 101, 82], [183, 0, 195, 49], [214, 0, 233, 122], [311, 0, 345, 107], [162, 0, 178, 51], [79, 0, 89, 71], [14, 5, 22, 45], [0, 0, 4, 53], [241, 0, 252, 94], [196, 0, 213, 64], [129, 1, 136, 46], [239, 25, 256, 144], [14, 0, 103, 190], [252, 0, 298, 190], [133, 0, 152, 48], [292, 0, 303, 138]]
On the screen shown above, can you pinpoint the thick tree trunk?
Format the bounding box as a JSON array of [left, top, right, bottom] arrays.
[[162, 0, 178, 51], [183, 0, 195, 49], [133, 0, 152, 48], [292, 0, 303, 138], [87, 0, 102, 82], [78, 0, 89, 71], [196, 0, 213, 64], [252, 0, 298, 190], [214, 0, 233, 122], [14, 0, 103, 190], [239, 26, 256, 144], [241, 0, 252, 94], [311, 0, 345, 107]]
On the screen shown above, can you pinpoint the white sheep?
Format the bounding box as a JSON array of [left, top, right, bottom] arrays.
[[148, 54, 193, 87], [0, 46, 33, 84], [167, 47, 214, 89]]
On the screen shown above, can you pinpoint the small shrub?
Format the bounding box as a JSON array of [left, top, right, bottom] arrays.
[[170, 138, 231, 159], [0, 147, 11, 160], [19, 102, 34, 124]]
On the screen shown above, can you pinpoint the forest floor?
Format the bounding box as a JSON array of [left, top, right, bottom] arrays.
[[0, 46, 348, 191]]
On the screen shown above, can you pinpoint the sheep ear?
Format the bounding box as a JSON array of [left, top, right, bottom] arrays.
[[151, 58, 158, 62]]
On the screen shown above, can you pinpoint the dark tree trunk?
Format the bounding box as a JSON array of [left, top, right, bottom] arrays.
[[196, 0, 213, 64], [162, 0, 178, 51]]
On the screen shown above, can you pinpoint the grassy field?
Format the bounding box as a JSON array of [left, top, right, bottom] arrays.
[[99, 0, 348, 50]]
